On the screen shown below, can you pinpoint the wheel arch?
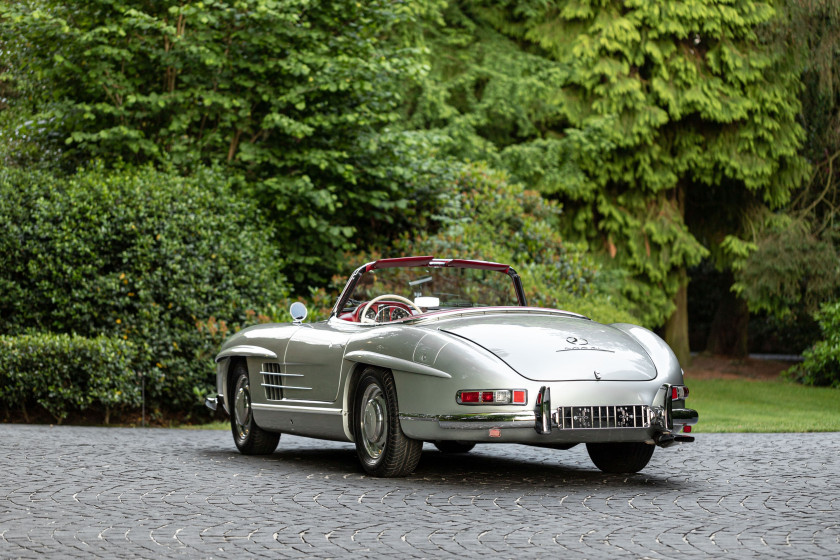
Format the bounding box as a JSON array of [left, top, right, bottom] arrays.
[[215, 343, 277, 415], [342, 361, 391, 442], [224, 356, 248, 404]]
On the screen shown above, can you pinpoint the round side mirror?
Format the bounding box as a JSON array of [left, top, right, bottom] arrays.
[[290, 302, 308, 323]]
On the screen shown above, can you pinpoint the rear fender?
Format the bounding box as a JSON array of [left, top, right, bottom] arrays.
[[610, 323, 683, 382], [340, 361, 383, 442]]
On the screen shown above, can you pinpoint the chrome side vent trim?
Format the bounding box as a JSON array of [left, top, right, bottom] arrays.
[[553, 405, 652, 430], [260, 362, 312, 401], [261, 362, 284, 401]]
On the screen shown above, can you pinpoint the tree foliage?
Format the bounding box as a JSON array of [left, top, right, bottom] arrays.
[[356, 162, 639, 324], [0, 0, 444, 286], [409, 0, 809, 330], [730, 214, 838, 317], [715, 0, 840, 341]]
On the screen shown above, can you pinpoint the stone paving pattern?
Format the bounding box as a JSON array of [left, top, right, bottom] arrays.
[[1, 424, 838, 559]]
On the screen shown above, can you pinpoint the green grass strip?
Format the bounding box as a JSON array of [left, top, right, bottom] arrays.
[[687, 377, 840, 433]]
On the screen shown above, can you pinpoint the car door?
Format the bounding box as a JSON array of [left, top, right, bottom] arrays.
[[282, 320, 354, 402]]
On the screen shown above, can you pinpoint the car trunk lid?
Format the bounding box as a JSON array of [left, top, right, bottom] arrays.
[[436, 313, 657, 382]]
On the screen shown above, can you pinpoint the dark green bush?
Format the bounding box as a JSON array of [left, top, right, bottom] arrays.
[[0, 333, 139, 423], [787, 301, 840, 388], [0, 163, 287, 412]]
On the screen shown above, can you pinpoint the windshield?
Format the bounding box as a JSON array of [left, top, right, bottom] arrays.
[[336, 263, 521, 322]]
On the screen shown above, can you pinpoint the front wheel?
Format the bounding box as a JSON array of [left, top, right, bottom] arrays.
[[353, 368, 422, 477], [586, 442, 654, 473], [230, 361, 280, 455]]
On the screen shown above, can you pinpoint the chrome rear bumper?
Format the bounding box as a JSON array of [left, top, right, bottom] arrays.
[[400, 383, 698, 446]]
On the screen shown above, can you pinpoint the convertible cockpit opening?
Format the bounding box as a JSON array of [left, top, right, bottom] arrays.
[[335, 258, 524, 323]]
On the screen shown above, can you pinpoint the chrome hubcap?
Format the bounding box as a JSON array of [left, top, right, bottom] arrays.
[[360, 384, 387, 461], [234, 377, 251, 440]]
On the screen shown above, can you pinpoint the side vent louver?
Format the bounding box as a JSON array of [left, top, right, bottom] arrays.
[[261, 362, 284, 401]]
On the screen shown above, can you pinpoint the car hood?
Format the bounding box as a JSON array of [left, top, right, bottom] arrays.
[[432, 313, 657, 382]]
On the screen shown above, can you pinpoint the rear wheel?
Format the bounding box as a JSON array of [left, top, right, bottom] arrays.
[[353, 368, 422, 477], [230, 361, 280, 455], [586, 442, 654, 473], [433, 441, 476, 454]]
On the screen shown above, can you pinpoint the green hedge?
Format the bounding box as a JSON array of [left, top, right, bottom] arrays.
[[0, 333, 139, 423], [0, 163, 288, 413]]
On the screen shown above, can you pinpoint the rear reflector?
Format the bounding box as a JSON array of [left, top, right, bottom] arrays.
[[513, 390, 526, 404]]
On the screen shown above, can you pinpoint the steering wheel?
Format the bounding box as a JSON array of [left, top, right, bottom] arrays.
[[360, 294, 424, 324]]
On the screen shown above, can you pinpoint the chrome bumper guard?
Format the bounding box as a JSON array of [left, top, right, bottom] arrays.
[[534, 384, 698, 447], [204, 394, 224, 412]]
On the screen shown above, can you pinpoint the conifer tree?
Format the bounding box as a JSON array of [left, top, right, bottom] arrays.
[[411, 0, 809, 362]]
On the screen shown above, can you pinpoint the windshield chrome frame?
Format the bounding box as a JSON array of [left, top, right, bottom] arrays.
[[330, 257, 527, 319]]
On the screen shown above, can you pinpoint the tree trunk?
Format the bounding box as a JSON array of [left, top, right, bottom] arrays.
[[706, 285, 749, 358], [664, 182, 692, 367], [664, 267, 691, 367]]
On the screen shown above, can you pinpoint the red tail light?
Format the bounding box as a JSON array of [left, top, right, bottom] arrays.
[[459, 391, 480, 403], [457, 389, 527, 405]]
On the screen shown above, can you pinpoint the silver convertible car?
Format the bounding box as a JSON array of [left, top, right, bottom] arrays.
[[206, 257, 698, 477]]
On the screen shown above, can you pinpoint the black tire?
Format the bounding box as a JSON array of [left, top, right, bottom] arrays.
[[586, 442, 654, 473], [353, 368, 422, 477], [433, 440, 476, 454], [229, 361, 280, 455]]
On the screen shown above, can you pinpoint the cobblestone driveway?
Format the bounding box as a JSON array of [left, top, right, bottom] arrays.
[[1, 424, 838, 559]]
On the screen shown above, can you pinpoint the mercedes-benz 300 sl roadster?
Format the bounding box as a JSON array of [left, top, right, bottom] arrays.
[[206, 256, 698, 477]]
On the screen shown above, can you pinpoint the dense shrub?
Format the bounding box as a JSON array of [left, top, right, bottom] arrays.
[[0, 333, 139, 423], [787, 301, 840, 388], [0, 163, 287, 412]]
